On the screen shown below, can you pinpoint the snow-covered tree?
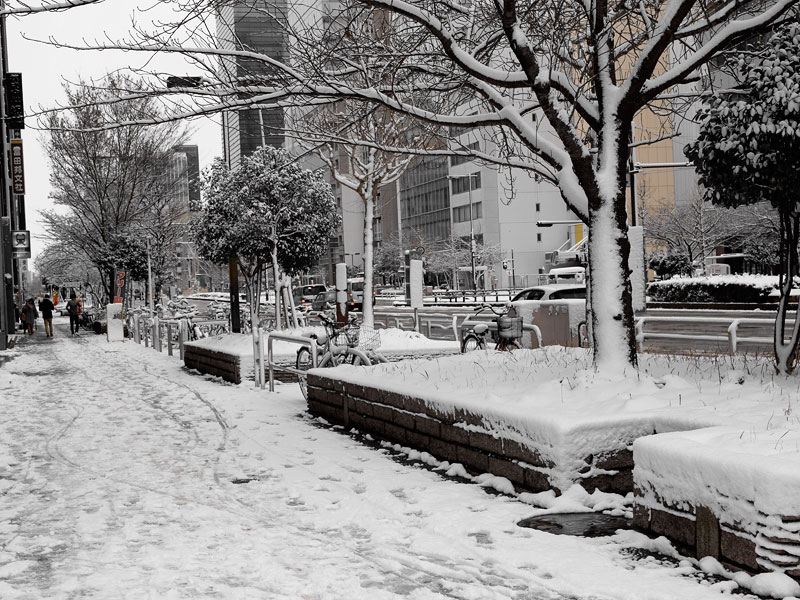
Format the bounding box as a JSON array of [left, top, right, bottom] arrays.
[[39, 75, 188, 300], [685, 21, 800, 374], [293, 101, 435, 326], [192, 146, 339, 337], [45, 0, 799, 370]]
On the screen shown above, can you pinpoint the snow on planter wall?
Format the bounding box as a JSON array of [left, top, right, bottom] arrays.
[[633, 427, 800, 579], [305, 351, 711, 494]]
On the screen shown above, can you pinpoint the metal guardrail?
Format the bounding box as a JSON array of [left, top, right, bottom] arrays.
[[373, 312, 462, 341], [129, 314, 229, 360], [634, 316, 784, 353], [263, 332, 318, 392]]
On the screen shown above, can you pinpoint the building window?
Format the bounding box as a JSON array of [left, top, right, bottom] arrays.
[[453, 202, 482, 223], [451, 142, 480, 167], [537, 233, 542, 242], [535, 202, 541, 212], [451, 172, 481, 195]]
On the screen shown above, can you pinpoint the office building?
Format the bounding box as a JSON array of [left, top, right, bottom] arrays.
[[216, 0, 288, 166]]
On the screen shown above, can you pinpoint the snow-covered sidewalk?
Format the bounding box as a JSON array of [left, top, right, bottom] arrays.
[[0, 319, 780, 599]]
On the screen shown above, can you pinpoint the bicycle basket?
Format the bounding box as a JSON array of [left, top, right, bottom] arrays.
[[357, 324, 381, 351], [497, 316, 523, 340], [331, 323, 360, 347]]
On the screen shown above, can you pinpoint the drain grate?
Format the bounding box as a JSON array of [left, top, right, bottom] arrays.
[[230, 477, 259, 485], [517, 512, 630, 537]]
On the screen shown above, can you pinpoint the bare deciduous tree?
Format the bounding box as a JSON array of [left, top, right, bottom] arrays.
[[39, 76, 189, 300]]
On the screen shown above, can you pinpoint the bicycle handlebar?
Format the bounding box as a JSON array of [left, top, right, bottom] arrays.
[[473, 303, 507, 316]]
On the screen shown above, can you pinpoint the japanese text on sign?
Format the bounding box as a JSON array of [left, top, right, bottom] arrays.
[[10, 141, 24, 194]]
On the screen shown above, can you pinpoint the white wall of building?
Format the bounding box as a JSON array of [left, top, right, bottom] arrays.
[[448, 138, 581, 289]]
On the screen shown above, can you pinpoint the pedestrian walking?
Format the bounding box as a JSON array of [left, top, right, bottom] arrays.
[[38, 294, 55, 337], [20, 298, 38, 336], [66, 293, 81, 336]]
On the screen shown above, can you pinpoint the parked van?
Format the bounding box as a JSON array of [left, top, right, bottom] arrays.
[[346, 277, 375, 311], [546, 266, 586, 285]]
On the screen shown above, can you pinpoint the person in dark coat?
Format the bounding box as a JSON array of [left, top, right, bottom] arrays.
[[66, 293, 81, 336], [20, 298, 38, 335], [39, 294, 55, 337]]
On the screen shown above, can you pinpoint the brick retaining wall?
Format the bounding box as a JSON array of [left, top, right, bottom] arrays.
[[634, 492, 800, 580], [184, 345, 242, 384], [306, 371, 633, 494]]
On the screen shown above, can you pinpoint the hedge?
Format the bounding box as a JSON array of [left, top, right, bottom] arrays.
[[647, 276, 777, 303]]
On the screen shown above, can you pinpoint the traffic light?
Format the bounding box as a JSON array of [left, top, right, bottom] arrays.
[[502, 260, 508, 270]]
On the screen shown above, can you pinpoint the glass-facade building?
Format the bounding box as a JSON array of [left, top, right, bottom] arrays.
[[216, 0, 288, 165], [399, 156, 451, 245]]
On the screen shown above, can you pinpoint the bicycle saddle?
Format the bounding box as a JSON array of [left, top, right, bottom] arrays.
[[474, 323, 489, 334]]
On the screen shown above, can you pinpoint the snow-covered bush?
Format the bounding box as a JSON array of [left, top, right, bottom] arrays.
[[647, 275, 777, 303], [685, 20, 800, 372]]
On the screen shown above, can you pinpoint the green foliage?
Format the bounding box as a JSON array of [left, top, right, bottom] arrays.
[[192, 146, 340, 277], [647, 279, 776, 303], [647, 250, 693, 279], [685, 22, 800, 212], [95, 233, 149, 282]]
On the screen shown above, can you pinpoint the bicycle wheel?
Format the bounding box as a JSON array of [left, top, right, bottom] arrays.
[[296, 347, 314, 400], [497, 339, 522, 351], [462, 333, 485, 353]]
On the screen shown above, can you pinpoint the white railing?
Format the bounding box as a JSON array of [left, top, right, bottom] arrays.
[[634, 316, 782, 353], [373, 312, 462, 341]]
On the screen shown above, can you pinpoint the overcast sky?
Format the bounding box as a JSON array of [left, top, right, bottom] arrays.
[[6, 0, 222, 261]]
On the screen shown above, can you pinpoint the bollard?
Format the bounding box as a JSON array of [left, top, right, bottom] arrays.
[[179, 319, 187, 360]]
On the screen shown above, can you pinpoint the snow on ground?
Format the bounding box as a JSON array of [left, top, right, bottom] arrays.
[[0, 317, 783, 599]]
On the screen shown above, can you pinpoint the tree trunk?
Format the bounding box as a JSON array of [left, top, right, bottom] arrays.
[[588, 177, 637, 374], [249, 266, 263, 387], [363, 193, 375, 327], [773, 212, 800, 374], [271, 243, 282, 330], [286, 278, 300, 328], [280, 280, 292, 328]]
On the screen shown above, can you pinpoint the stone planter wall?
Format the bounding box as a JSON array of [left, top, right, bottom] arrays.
[[633, 430, 800, 582], [634, 492, 800, 581], [184, 345, 242, 384], [306, 371, 633, 495]]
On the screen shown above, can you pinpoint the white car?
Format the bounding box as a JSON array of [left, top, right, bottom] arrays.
[[510, 284, 586, 302]]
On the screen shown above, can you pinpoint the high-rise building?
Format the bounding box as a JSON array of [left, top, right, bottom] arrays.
[[216, 0, 288, 165], [169, 145, 211, 294]]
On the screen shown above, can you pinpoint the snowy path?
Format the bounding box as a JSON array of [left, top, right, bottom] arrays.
[[0, 319, 760, 599]]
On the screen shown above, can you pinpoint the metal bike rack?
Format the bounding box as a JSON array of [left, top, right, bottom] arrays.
[[262, 332, 319, 392]]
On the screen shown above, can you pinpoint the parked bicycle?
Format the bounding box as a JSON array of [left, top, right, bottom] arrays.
[[461, 304, 524, 352], [296, 312, 387, 399]]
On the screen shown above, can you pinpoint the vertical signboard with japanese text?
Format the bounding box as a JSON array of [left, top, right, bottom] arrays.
[[4, 73, 25, 130], [113, 270, 127, 305], [9, 141, 24, 195]]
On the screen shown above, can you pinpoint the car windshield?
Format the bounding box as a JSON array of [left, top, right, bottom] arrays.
[[304, 285, 326, 296], [350, 282, 364, 292], [549, 288, 586, 300], [512, 288, 545, 301]]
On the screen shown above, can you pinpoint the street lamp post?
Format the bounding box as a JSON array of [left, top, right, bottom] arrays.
[[467, 173, 477, 290]]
